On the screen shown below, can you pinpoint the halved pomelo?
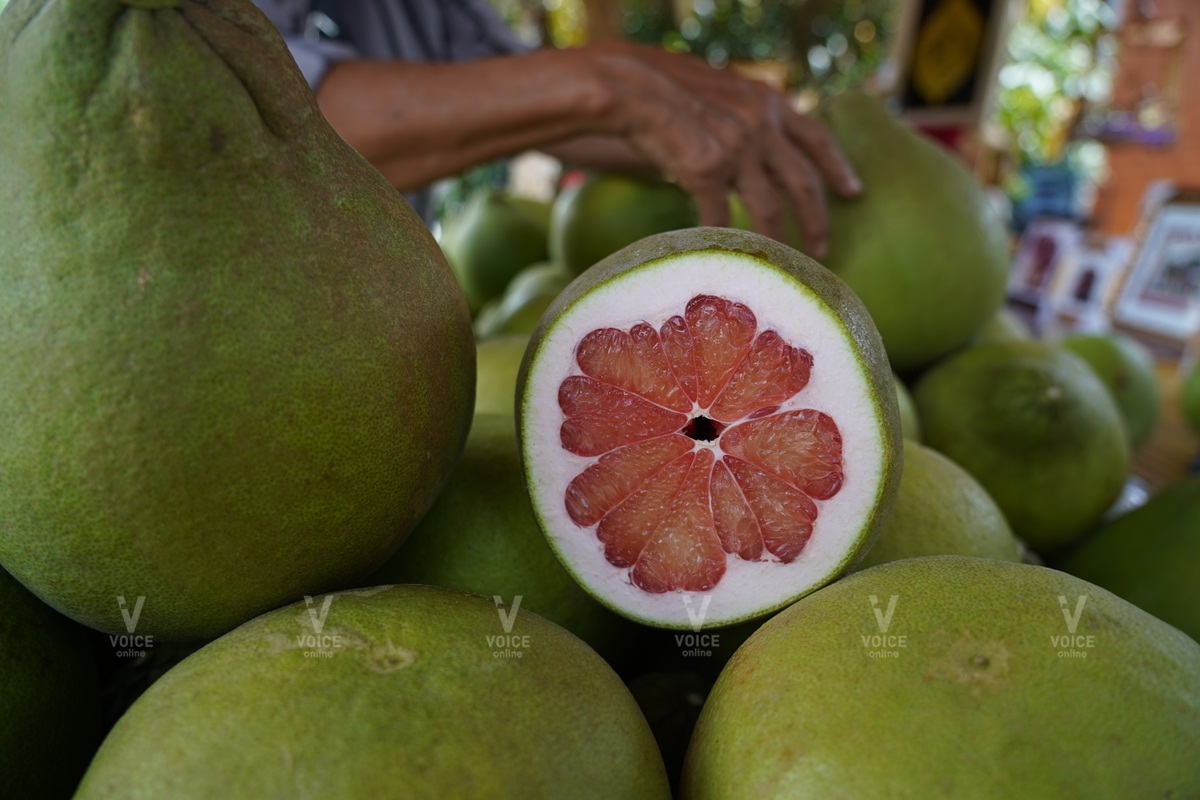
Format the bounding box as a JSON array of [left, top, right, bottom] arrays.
[[517, 229, 902, 629]]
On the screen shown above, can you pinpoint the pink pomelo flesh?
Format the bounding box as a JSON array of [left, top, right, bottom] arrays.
[[560, 295, 844, 594]]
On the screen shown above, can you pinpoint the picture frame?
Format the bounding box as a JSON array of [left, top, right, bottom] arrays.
[[1007, 217, 1085, 306], [1041, 235, 1133, 332], [1113, 199, 1200, 343]]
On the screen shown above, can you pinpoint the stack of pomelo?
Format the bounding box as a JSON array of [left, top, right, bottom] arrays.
[[4, 1, 1200, 797]]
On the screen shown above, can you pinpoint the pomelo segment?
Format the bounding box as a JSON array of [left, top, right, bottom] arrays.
[[518, 228, 901, 629]]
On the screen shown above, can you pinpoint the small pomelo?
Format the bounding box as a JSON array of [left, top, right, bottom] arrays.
[[1062, 331, 1160, 449], [974, 306, 1034, 345], [0, 568, 103, 800], [854, 440, 1020, 570], [1061, 476, 1200, 642], [683, 556, 1200, 799], [914, 341, 1129, 553], [76, 585, 670, 799], [549, 174, 698, 276], [442, 188, 551, 314], [474, 261, 573, 339], [518, 228, 901, 629], [366, 414, 634, 662], [476, 335, 530, 416], [894, 373, 921, 441]]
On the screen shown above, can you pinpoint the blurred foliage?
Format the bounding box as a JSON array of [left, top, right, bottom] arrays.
[[994, 0, 1117, 169], [622, 0, 896, 92]]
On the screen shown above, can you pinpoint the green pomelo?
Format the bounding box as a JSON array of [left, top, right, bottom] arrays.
[[974, 306, 1034, 345], [509, 195, 554, 235], [683, 556, 1200, 799], [1061, 477, 1200, 642], [442, 188, 551, 314], [914, 341, 1129, 554], [518, 227, 902, 629], [818, 91, 1009, 372], [1180, 360, 1200, 434], [76, 585, 669, 799], [366, 414, 634, 663], [474, 261, 573, 339], [1062, 332, 1160, 449], [894, 373, 921, 441], [0, 568, 104, 800], [854, 440, 1020, 571], [549, 174, 698, 276], [0, 0, 474, 638], [476, 335, 530, 416]]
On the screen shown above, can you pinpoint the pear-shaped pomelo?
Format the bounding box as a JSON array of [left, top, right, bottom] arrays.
[[518, 227, 901, 629], [0, 0, 474, 638], [914, 341, 1129, 554], [854, 440, 1020, 571], [366, 414, 635, 662], [818, 91, 1009, 372], [442, 188, 551, 314], [683, 556, 1200, 799], [549, 174, 698, 276], [476, 335, 530, 416], [1061, 476, 1200, 642], [0, 568, 104, 800], [76, 585, 670, 799], [1062, 331, 1160, 449]]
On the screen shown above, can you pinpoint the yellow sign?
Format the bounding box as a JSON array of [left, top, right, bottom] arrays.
[[912, 0, 985, 105]]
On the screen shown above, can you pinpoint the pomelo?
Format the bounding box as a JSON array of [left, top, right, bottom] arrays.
[[893, 373, 921, 441], [474, 261, 573, 339], [1178, 360, 1200, 434], [549, 173, 698, 276], [682, 556, 1200, 799], [854, 440, 1020, 571], [476, 335, 530, 416], [76, 585, 670, 799], [1061, 476, 1200, 642], [0, 568, 103, 800], [1062, 331, 1160, 449], [0, 0, 474, 638], [914, 341, 1129, 554], [518, 228, 902, 629], [817, 91, 1009, 372], [975, 306, 1034, 345], [441, 187, 551, 314], [366, 414, 634, 662]]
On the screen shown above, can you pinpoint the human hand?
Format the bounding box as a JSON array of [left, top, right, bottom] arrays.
[[573, 41, 861, 258]]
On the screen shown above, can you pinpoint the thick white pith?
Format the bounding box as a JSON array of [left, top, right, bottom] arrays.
[[521, 251, 888, 628]]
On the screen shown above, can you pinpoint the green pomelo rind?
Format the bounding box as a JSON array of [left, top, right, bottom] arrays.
[[0, 568, 104, 800], [1062, 332, 1160, 449], [854, 440, 1021, 571], [974, 307, 1034, 345], [914, 341, 1130, 553], [549, 174, 699, 276], [76, 585, 670, 799], [517, 227, 903, 629], [818, 91, 1009, 372], [1061, 477, 1200, 642], [683, 556, 1200, 799], [365, 415, 635, 662], [0, 0, 474, 638]]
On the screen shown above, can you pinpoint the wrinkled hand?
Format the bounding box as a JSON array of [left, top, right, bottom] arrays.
[[576, 41, 861, 258]]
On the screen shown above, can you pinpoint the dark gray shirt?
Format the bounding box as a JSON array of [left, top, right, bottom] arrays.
[[254, 0, 528, 220]]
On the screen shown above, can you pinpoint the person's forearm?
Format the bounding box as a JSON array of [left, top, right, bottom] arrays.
[[316, 49, 620, 191]]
